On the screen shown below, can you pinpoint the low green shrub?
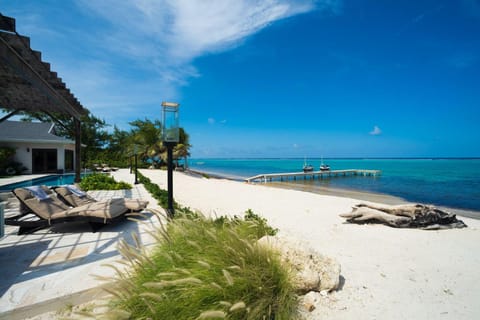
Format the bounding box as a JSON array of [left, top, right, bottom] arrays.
[[0, 147, 27, 176], [79, 173, 132, 191], [214, 209, 278, 240], [137, 171, 178, 209], [102, 211, 298, 319]]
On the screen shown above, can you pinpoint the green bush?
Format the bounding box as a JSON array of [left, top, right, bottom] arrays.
[[79, 173, 132, 191], [137, 171, 178, 209], [0, 146, 15, 167], [0, 147, 26, 176], [102, 212, 298, 319]]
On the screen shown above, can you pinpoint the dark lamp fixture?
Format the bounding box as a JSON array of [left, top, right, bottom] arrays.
[[161, 101, 180, 143]]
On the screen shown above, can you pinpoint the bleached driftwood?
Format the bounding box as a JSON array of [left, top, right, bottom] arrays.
[[340, 203, 467, 229]]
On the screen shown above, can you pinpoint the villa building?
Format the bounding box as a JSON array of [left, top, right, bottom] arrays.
[[0, 120, 76, 174]]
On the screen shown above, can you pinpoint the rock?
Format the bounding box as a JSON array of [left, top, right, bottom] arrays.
[[257, 234, 341, 293], [300, 291, 319, 312]]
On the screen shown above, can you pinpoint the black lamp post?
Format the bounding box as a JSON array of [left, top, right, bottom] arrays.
[[162, 101, 180, 218], [129, 155, 132, 174], [134, 144, 139, 185]]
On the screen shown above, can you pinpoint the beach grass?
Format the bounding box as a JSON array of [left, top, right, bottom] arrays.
[[100, 210, 299, 319]]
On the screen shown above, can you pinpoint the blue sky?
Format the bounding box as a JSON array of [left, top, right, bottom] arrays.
[[2, 0, 479, 158]]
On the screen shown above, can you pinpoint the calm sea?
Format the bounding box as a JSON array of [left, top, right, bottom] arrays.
[[188, 158, 480, 212]]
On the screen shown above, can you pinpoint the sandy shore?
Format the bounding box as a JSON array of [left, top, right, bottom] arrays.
[[140, 169, 480, 320]]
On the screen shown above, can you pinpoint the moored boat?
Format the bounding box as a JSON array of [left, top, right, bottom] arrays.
[[320, 164, 330, 171], [303, 157, 314, 172], [303, 164, 314, 172], [320, 156, 330, 171]]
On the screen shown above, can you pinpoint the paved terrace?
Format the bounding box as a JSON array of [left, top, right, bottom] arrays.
[[0, 169, 164, 319]]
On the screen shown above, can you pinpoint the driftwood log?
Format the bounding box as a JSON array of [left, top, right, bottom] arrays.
[[340, 203, 467, 229]]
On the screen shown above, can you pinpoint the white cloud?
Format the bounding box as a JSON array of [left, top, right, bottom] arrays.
[[208, 118, 228, 125], [78, 0, 325, 64], [369, 125, 382, 135], [73, 1, 339, 106], [10, 1, 340, 128]]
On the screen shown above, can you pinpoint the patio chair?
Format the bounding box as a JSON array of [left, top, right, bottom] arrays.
[[5, 186, 133, 235], [53, 185, 148, 212]]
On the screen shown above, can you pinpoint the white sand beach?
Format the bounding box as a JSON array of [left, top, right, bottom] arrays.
[[139, 169, 480, 320]]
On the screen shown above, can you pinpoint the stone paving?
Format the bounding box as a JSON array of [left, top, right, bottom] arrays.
[[0, 170, 165, 319]]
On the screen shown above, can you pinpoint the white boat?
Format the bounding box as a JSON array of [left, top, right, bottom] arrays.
[[320, 157, 330, 171], [303, 157, 314, 172], [320, 164, 330, 171]]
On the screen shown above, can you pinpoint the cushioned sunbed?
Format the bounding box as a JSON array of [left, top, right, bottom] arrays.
[[53, 185, 148, 211], [5, 186, 132, 235]]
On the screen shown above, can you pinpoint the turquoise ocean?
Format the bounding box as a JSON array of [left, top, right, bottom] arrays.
[[188, 158, 480, 212]]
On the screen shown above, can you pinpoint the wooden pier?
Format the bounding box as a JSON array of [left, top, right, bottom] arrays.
[[245, 169, 381, 183]]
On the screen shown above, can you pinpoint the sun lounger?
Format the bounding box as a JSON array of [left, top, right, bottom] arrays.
[[53, 185, 148, 212], [5, 186, 133, 235]]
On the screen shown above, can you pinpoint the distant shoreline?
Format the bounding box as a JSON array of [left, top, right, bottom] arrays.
[[189, 157, 480, 160], [185, 168, 480, 220]]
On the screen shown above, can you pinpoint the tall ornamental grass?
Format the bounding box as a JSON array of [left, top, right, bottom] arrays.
[[101, 211, 299, 319]]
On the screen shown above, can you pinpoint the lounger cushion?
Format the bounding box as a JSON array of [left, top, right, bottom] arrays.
[[15, 187, 71, 219], [111, 198, 149, 211], [54, 187, 148, 211], [14, 188, 35, 201], [51, 200, 127, 220], [55, 187, 94, 207]]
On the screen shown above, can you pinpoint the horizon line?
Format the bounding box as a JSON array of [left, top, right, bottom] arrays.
[[188, 157, 480, 160]]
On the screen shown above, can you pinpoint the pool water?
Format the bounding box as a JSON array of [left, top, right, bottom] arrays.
[[0, 174, 88, 192]]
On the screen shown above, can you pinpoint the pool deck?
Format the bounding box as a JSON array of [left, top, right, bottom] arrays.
[[0, 169, 165, 319]]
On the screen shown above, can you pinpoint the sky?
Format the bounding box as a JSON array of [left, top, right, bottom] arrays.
[[1, 0, 480, 158]]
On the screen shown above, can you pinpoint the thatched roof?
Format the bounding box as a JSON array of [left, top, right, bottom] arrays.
[[0, 14, 87, 120]]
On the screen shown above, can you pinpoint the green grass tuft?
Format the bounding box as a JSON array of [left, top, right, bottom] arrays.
[[104, 212, 299, 319]]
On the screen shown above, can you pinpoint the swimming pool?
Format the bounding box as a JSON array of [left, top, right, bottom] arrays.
[[0, 174, 88, 192]]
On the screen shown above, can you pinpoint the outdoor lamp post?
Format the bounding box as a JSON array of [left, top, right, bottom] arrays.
[[134, 144, 139, 185], [129, 155, 133, 174], [162, 101, 180, 217]]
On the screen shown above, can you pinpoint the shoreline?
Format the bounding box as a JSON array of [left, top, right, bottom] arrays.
[[186, 168, 480, 220]]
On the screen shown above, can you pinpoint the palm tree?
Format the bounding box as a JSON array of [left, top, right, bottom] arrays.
[[128, 119, 164, 167], [174, 128, 191, 168], [125, 119, 192, 169]]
